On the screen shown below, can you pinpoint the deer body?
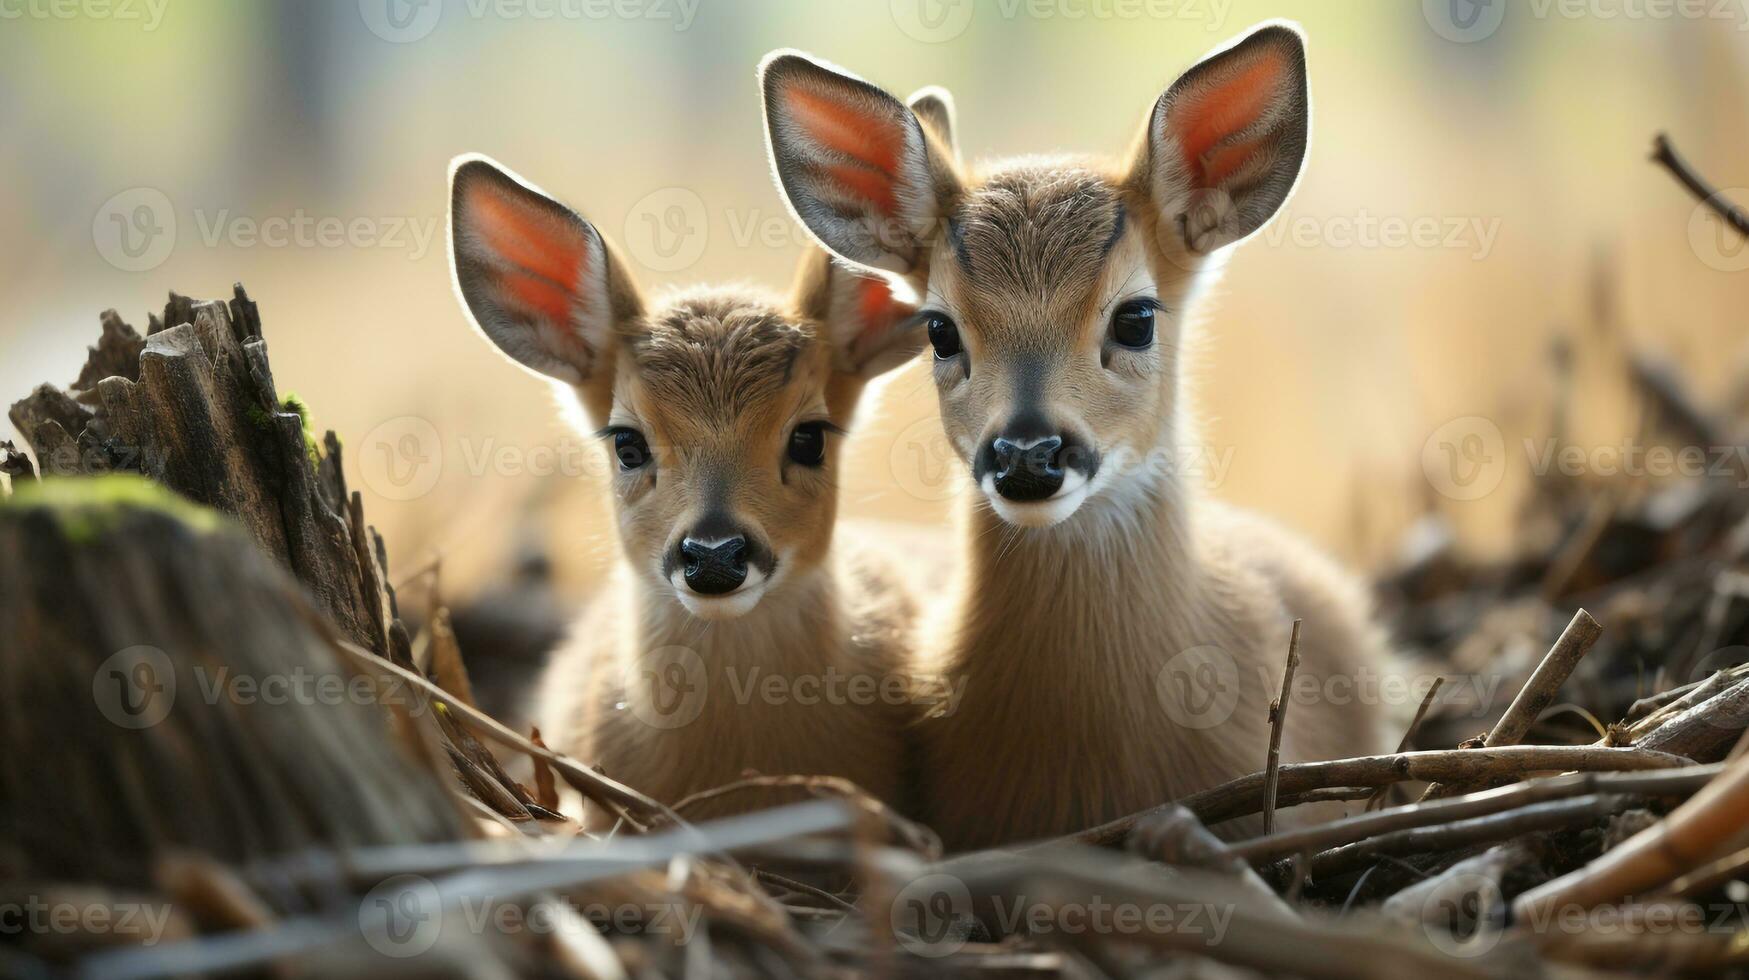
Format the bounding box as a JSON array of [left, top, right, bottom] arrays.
[[447, 157, 930, 820], [762, 24, 1394, 848], [920, 493, 1386, 847], [537, 536, 918, 820]]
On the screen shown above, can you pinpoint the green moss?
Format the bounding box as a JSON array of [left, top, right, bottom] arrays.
[[278, 393, 321, 466], [242, 394, 321, 465], [280, 392, 311, 427], [4, 474, 226, 542]]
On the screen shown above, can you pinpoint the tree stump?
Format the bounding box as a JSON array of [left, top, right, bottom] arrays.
[[0, 478, 468, 894], [7, 286, 409, 662]]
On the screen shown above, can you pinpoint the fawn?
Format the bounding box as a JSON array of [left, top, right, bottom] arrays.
[[759, 23, 1393, 847], [447, 154, 931, 820]]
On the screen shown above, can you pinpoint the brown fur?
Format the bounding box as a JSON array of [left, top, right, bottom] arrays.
[[538, 536, 920, 824], [761, 26, 1396, 850], [909, 160, 1393, 848], [447, 154, 928, 822], [533, 281, 922, 822]]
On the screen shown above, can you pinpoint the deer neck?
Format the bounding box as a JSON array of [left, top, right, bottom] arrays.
[[951, 465, 1207, 674], [627, 564, 844, 671]]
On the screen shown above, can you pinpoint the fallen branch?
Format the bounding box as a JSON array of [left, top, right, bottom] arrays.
[[1628, 675, 1749, 762], [1229, 764, 1722, 865], [1532, 902, 1749, 973], [1625, 667, 1736, 723], [1379, 840, 1538, 926], [1309, 793, 1631, 879], [1074, 744, 1689, 845], [1514, 752, 1749, 920], [940, 844, 1513, 980], [332, 639, 675, 829], [672, 774, 941, 857], [73, 801, 853, 980], [1658, 843, 1749, 898], [1123, 804, 1298, 920], [1625, 663, 1749, 734]]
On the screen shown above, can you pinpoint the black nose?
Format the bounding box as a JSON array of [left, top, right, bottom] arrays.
[[679, 537, 749, 595], [991, 436, 1065, 502]]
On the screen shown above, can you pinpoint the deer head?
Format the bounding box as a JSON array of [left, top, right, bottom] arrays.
[[448, 155, 921, 618], [762, 24, 1309, 528]]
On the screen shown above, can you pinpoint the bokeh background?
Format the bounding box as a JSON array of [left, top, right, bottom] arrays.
[[5, 0, 1749, 605]]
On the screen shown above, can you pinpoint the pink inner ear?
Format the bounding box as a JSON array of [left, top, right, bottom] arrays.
[[857, 276, 899, 332], [787, 86, 904, 216], [1166, 52, 1287, 187], [493, 269, 575, 324], [466, 182, 589, 323], [848, 275, 918, 365]]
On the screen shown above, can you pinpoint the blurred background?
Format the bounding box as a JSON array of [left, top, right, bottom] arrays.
[[5, 0, 1749, 610]]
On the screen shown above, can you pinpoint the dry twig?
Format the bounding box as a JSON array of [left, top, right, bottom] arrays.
[[1230, 764, 1722, 865], [1515, 753, 1749, 919], [1310, 793, 1630, 878], [333, 638, 676, 829], [1366, 676, 1445, 810], [1423, 609, 1602, 800], [1261, 620, 1302, 834], [1075, 744, 1689, 844], [1652, 132, 1749, 239]]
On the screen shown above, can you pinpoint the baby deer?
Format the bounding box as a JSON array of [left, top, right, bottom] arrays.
[[447, 154, 928, 819], [760, 23, 1393, 847]]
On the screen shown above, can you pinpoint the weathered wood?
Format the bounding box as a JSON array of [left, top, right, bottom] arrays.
[[7, 286, 404, 658], [1628, 675, 1749, 762], [72, 310, 146, 395], [1071, 745, 1691, 844], [0, 439, 32, 485], [0, 479, 468, 895]]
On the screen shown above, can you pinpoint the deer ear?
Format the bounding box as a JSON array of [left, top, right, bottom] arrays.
[[827, 268, 923, 380], [1137, 23, 1309, 255], [761, 51, 956, 277], [907, 85, 959, 162], [795, 248, 922, 380], [448, 154, 640, 385]]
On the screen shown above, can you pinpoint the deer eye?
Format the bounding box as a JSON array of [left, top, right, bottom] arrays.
[[788, 421, 829, 467], [607, 428, 650, 471], [924, 312, 962, 360], [1110, 299, 1159, 349]]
